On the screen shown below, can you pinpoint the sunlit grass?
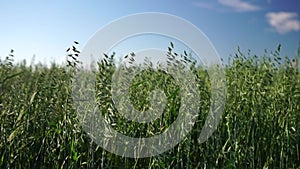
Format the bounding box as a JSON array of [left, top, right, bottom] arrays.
[[0, 42, 299, 168]]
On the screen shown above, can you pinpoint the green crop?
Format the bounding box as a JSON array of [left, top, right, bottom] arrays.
[[0, 42, 299, 168]]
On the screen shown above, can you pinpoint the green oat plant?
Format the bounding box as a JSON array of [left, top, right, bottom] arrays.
[[0, 42, 299, 168]]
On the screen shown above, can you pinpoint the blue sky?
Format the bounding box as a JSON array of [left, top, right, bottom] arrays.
[[0, 0, 299, 65]]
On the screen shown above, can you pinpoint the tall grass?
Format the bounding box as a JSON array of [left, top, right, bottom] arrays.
[[0, 42, 299, 168]]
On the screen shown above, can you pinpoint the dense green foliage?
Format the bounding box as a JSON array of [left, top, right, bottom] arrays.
[[0, 43, 299, 168]]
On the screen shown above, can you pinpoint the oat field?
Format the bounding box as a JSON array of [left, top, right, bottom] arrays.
[[0, 43, 299, 168]]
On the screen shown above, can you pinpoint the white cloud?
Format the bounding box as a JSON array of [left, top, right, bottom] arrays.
[[218, 0, 260, 12], [266, 12, 300, 34]]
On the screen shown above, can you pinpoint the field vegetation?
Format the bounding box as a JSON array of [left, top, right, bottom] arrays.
[[0, 42, 299, 168]]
